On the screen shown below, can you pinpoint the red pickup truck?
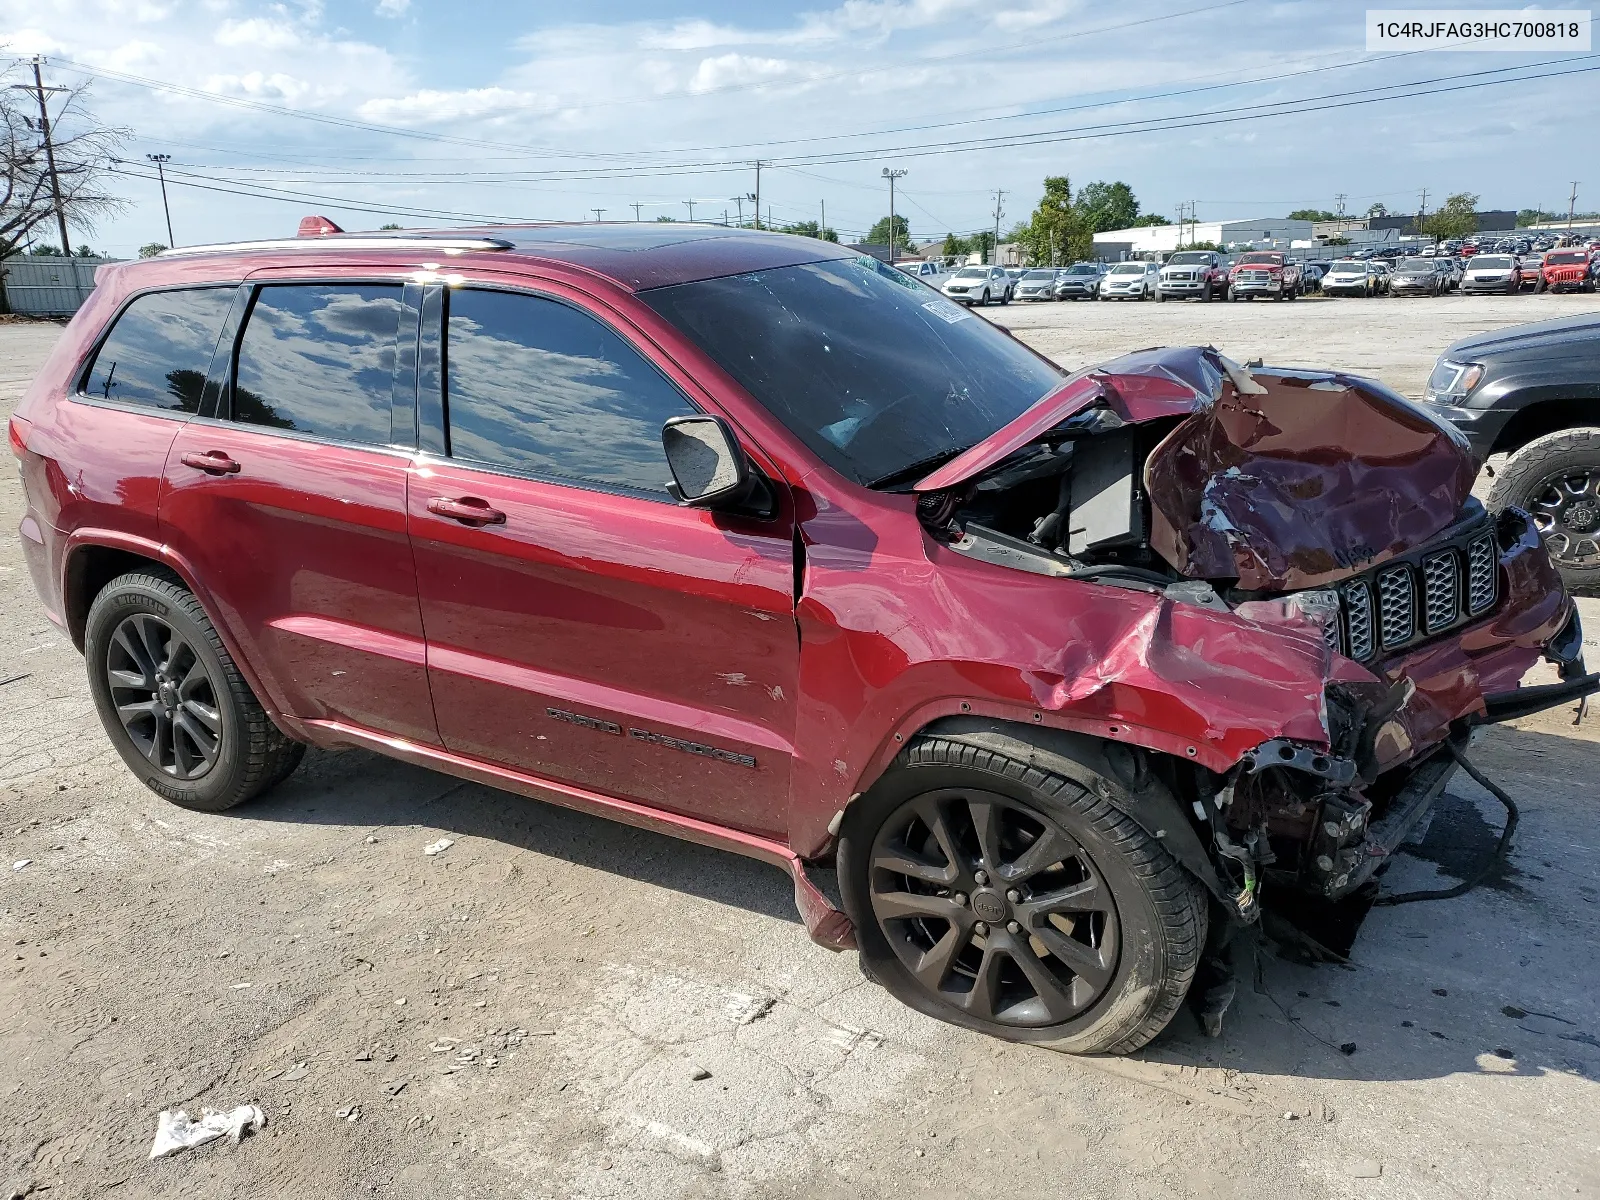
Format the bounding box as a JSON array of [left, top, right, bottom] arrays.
[[1227, 252, 1303, 300]]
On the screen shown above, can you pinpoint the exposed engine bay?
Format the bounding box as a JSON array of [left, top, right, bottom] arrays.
[[908, 346, 1596, 917]]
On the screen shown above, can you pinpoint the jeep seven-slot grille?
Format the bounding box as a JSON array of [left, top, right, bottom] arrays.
[[1320, 529, 1498, 663]]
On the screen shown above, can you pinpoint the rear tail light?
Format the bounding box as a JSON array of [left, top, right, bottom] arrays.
[[7, 414, 29, 459]]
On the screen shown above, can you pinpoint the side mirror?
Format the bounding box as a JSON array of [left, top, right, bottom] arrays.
[[662, 415, 755, 509]]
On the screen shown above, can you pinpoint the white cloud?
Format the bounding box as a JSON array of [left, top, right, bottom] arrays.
[[375, 0, 409, 16], [686, 53, 809, 93], [358, 86, 553, 124]]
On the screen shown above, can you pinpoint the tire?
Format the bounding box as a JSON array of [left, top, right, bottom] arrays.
[[1488, 428, 1600, 591], [1535, 275, 1547, 293], [980, 289, 990, 306], [84, 571, 304, 812], [839, 730, 1207, 1055], [1001, 288, 1012, 305], [1201, 282, 1212, 302], [1155, 289, 1166, 302]]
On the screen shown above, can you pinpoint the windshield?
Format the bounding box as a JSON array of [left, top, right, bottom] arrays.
[[1023, 269, 1057, 280], [1473, 256, 1515, 269], [1397, 261, 1435, 273], [1330, 261, 1364, 272], [1166, 252, 1211, 265], [1237, 253, 1283, 265], [1064, 264, 1098, 275], [640, 257, 1066, 487], [952, 267, 988, 279], [1109, 263, 1145, 274], [1549, 251, 1587, 264]]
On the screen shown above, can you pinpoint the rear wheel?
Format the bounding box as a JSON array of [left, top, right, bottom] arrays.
[[1201, 282, 1213, 301], [84, 572, 304, 812], [1490, 428, 1600, 590], [840, 733, 1207, 1055]]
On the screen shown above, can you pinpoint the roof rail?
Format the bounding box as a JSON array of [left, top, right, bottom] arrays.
[[158, 235, 514, 258]]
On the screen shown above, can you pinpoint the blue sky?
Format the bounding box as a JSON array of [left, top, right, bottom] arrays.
[[4, 0, 1597, 255]]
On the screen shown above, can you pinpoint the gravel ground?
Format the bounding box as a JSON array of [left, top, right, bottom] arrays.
[[3, 296, 1600, 1200]]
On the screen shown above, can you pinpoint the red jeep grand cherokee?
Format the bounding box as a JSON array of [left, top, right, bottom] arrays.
[[11, 221, 1593, 1054]]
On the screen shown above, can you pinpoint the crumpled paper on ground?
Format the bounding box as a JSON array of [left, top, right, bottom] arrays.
[[149, 1104, 266, 1159]]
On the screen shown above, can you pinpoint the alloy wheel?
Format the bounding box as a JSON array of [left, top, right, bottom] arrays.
[[867, 787, 1119, 1027], [1531, 469, 1600, 566], [105, 613, 223, 780]]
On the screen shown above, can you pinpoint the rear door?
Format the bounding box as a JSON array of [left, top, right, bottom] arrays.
[[160, 276, 439, 745], [406, 281, 798, 838]]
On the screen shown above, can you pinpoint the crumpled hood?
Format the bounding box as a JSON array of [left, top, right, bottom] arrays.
[[1128, 348, 1479, 591], [917, 344, 1481, 593]]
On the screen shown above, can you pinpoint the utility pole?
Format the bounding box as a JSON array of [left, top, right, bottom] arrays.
[[1417, 188, 1429, 237], [991, 189, 1005, 265], [820, 199, 825, 240], [1568, 181, 1580, 231], [17, 57, 71, 256], [147, 153, 175, 247], [631, 202, 642, 222], [591, 208, 605, 223], [750, 161, 769, 230], [881, 167, 907, 264], [683, 199, 696, 222], [1335, 192, 1347, 219]]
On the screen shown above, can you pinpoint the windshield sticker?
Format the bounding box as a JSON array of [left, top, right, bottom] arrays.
[[922, 299, 973, 324]]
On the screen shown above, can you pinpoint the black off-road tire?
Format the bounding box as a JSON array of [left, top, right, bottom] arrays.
[[839, 732, 1207, 1055], [1489, 428, 1600, 591], [84, 571, 305, 812]]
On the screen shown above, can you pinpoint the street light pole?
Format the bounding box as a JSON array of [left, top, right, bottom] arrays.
[[882, 167, 907, 264], [147, 153, 175, 247]]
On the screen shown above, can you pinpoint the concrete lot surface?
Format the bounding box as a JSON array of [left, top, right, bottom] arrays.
[[3, 296, 1600, 1199]]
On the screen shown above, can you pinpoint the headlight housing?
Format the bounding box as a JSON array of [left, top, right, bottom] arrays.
[[1424, 358, 1484, 405]]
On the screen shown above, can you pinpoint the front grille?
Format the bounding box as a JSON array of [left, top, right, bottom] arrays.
[[1377, 567, 1414, 647], [1421, 551, 1459, 633], [1318, 519, 1499, 662], [1342, 581, 1376, 661], [1236, 269, 1273, 285], [1467, 535, 1496, 613]]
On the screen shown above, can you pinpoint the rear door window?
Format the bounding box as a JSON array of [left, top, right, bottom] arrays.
[[440, 288, 695, 496], [231, 284, 405, 445], [82, 287, 234, 413]]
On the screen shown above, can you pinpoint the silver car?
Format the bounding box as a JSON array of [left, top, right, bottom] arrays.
[[1014, 268, 1064, 301], [940, 265, 1013, 306]]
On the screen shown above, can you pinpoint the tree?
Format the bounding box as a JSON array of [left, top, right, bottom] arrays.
[[865, 214, 913, 250], [1074, 180, 1141, 233], [1420, 192, 1479, 242], [378, 223, 402, 230], [971, 229, 996, 264], [138, 242, 167, 258], [1018, 176, 1091, 266], [783, 219, 839, 242], [29, 243, 63, 255], [1131, 213, 1171, 227], [1288, 209, 1336, 221], [1, 66, 128, 260], [1367, 202, 1388, 218], [1325, 235, 1351, 246], [941, 232, 971, 257], [655, 215, 677, 222], [74, 242, 96, 257]]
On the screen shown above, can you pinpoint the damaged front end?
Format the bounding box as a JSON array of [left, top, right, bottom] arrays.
[[912, 345, 1596, 914]]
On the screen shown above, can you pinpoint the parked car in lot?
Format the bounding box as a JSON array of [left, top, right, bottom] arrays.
[[1321, 259, 1381, 297], [14, 220, 1589, 1055], [1156, 250, 1229, 302], [1098, 260, 1161, 300], [1519, 253, 1546, 290], [1298, 263, 1326, 293], [1388, 258, 1450, 297], [1015, 268, 1064, 301], [1461, 254, 1525, 294], [899, 260, 951, 288], [1227, 251, 1301, 300], [941, 265, 1013, 306], [1053, 262, 1106, 300], [1424, 312, 1600, 587]]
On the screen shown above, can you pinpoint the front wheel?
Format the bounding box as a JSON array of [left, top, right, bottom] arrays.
[[979, 289, 990, 306], [1201, 282, 1213, 301], [1489, 428, 1600, 591], [84, 571, 305, 812], [839, 732, 1207, 1055], [1000, 288, 1012, 305]]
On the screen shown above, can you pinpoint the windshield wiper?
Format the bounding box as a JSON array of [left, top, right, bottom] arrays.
[[867, 446, 972, 491]]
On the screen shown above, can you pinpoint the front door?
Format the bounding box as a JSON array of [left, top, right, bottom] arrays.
[[406, 283, 798, 838], [160, 279, 439, 745]]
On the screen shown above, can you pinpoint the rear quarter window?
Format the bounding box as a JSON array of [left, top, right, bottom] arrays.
[[81, 287, 235, 413]]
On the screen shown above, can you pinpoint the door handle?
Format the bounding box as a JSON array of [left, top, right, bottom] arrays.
[[427, 496, 506, 526], [179, 451, 241, 475]]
